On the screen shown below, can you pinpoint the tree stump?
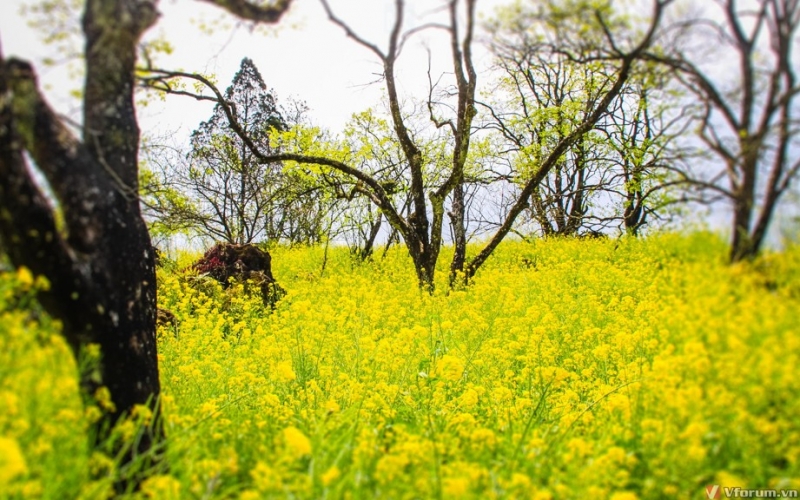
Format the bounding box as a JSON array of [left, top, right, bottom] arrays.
[[192, 243, 285, 306]]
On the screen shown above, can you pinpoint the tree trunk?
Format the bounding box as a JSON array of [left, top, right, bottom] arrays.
[[449, 183, 467, 286], [359, 212, 382, 260], [730, 155, 758, 262], [1, 0, 163, 489], [405, 233, 436, 291], [3, 0, 295, 491], [730, 207, 755, 261]]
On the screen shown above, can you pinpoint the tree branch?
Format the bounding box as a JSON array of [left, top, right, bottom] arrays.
[[199, 0, 293, 23]]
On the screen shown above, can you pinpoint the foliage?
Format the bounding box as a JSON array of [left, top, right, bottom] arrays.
[[3, 233, 800, 498], [484, 0, 689, 237], [142, 58, 331, 246]]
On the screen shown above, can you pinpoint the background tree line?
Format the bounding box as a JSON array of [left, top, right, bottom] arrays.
[[142, 0, 800, 276]]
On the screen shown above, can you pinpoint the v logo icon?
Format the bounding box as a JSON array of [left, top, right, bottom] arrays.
[[705, 485, 721, 499]]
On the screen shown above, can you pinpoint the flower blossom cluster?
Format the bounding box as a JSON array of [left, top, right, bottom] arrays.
[[1, 232, 798, 498]]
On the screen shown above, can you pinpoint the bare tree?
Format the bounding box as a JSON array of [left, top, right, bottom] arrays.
[[481, 0, 695, 239], [482, 47, 613, 237], [143, 0, 479, 289], [142, 58, 335, 246], [0, 0, 292, 486], [461, 0, 673, 278], [646, 0, 800, 260], [317, 0, 479, 287], [597, 78, 697, 235]]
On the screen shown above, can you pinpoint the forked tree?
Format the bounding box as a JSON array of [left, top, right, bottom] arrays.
[[461, 0, 673, 277], [144, 0, 479, 289], [0, 0, 292, 485], [482, 0, 692, 239]]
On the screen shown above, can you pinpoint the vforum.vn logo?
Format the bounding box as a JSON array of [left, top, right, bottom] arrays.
[[705, 485, 799, 498]]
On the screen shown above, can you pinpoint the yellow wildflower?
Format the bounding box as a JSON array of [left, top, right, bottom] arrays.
[[459, 388, 479, 407], [140, 474, 181, 499], [276, 361, 296, 382], [93, 386, 116, 413], [324, 399, 340, 414], [321, 466, 340, 486], [0, 437, 28, 483], [282, 426, 312, 458], [610, 492, 638, 500], [443, 477, 470, 497], [251, 462, 281, 492], [435, 354, 465, 381], [16, 266, 34, 288]]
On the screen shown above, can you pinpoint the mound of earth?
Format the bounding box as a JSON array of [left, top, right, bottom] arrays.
[[192, 243, 285, 306]]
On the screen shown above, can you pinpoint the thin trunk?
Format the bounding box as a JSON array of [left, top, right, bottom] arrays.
[[449, 183, 467, 286], [730, 149, 759, 261], [359, 212, 382, 260]]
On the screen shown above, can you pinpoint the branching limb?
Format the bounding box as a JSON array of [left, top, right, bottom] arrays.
[[466, 0, 671, 279], [319, 0, 385, 58]]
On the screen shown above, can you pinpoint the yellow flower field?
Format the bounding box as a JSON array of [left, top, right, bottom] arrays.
[[1, 232, 799, 498]]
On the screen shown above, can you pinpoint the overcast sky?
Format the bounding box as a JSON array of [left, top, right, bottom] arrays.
[[0, 0, 503, 139]]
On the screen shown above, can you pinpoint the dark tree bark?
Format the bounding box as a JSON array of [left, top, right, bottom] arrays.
[[0, 0, 293, 488], [1, 0, 163, 471], [355, 210, 383, 260], [448, 182, 467, 286]]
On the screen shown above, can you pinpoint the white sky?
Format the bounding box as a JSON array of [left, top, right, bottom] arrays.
[[0, 0, 503, 138]]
